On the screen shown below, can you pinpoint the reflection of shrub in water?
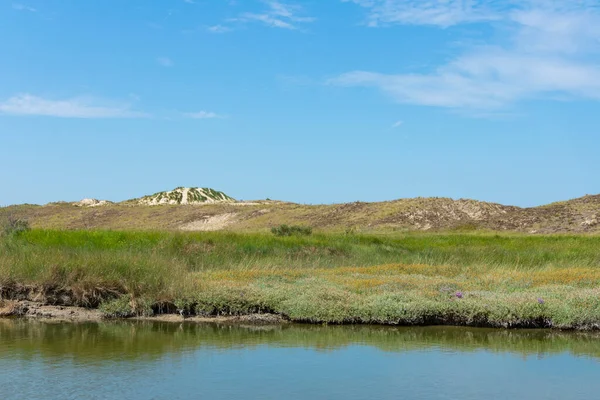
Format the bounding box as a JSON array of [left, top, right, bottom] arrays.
[[1, 320, 600, 362]]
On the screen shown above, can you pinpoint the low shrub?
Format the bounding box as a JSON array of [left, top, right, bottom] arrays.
[[1, 214, 30, 236], [99, 295, 154, 318], [271, 224, 313, 237]]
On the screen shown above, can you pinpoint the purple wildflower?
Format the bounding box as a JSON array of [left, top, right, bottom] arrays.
[[455, 291, 463, 299], [537, 298, 545, 305]]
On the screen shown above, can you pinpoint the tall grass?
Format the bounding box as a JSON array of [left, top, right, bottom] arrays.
[[1, 230, 599, 328], [9, 230, 600, 270]]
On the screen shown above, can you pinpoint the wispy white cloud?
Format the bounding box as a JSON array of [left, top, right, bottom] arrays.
[[332, 54, 600, 109], [234, 1, 315, 30], [157, 57, 174, 67], [207, 24, 232, 33], [333, 1, 600, 113], [392, 120, 403, 128], [511, 7, 600, 55], [0, 94, 148, 118], [184, 111, 225, 119], [183, 0, 196, 3], [343, 0, 600, 28], [342, 0, 504, 27], [12, 3, 36, 12]]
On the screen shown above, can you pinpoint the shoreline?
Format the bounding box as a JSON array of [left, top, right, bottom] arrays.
[[0, 300, 288, 325], [2, 300, 600, 330]]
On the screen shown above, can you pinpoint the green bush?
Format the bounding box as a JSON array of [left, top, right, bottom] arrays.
[[271, 224, 313, 237], [99, 295, 154, 318], [1, 215, 30, 236]]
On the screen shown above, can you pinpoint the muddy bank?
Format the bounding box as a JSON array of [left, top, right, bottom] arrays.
[[1, 299, 599, 330], [0, 300, 287, 324], [132, 312, 288, 325], [0, 300, 104, 322]]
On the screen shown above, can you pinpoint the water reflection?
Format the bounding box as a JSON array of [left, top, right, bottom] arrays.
[[1, 320, 599, 400], [1, 319, 599, 361]]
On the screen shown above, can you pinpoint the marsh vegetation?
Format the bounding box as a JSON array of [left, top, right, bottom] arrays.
[[1, 229, 599, 328]]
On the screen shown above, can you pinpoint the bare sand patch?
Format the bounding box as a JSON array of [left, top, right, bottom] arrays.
[[74, 199, 111, 207], [180, 213, 237, 231]]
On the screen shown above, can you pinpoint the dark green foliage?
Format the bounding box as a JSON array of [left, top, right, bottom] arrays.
[[205, 188, 234, 201], [271, 224, 313, 237], [188, 189, 208, 203], [168, 191, 183, 203]]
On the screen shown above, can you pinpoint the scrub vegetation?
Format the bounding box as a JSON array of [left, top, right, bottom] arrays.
[[1, 229, 599, 329], [3, 193, 598, 233]]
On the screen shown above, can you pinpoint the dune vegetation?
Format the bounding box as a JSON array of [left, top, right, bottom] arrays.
[[3, 192, 599, 234], [1, 228, 599, 329]]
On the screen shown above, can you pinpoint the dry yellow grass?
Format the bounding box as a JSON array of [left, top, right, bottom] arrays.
[[2, 192, 599, 233]]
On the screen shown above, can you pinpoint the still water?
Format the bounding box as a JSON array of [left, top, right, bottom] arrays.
[[1, 320, 599, 400]]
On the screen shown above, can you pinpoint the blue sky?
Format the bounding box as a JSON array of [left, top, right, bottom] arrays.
[[1, 0, 599, 207]]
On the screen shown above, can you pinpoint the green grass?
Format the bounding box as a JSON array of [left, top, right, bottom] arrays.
[[1, 230, 600, 328]]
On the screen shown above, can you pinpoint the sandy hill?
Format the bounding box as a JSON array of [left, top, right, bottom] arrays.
[[130, 187, 235, 205], [2, 191, 599, 234]]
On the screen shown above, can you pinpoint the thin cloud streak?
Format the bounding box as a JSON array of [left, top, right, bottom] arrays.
[[234, 1, 315, 30], [342, 0, 504, 27], [207, 25, 232, 33], [12, 3, 37, 12], [332, 54, 600, 109], [0, 94, 148, 119]]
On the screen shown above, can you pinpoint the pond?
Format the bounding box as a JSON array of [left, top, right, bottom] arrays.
[[0, 320, 599, 399]]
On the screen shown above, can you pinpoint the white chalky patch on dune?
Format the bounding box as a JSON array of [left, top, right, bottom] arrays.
[[75, 199, 110, 207], [138, 187, 235, 205], [181, 187, 190, 205], [180, 213, 237, 231]]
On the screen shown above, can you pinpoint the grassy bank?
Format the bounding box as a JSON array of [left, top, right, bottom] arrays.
[[1, 230, 600, 329]]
